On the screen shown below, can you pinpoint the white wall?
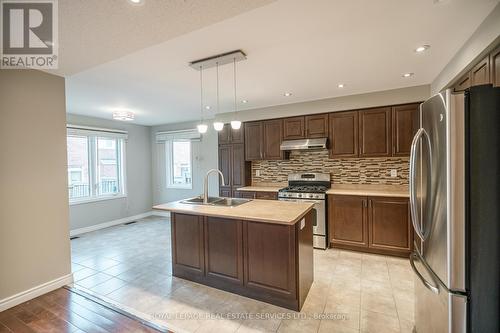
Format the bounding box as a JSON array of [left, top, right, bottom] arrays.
[[152, 121, 219, 205], [66, 114, 153, 230], [0, 70, 72, 308], [431, 3, 500, 94]]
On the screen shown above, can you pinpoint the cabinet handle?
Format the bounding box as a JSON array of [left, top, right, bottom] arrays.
[[363, 200, 367, 208]]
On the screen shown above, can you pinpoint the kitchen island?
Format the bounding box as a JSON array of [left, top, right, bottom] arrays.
[[153, 199, 315, 311]]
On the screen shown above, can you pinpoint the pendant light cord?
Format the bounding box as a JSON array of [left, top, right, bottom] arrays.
[[216, 61, 219, 116], [199, 65, 203, 123], [233, 58, 237, 118]]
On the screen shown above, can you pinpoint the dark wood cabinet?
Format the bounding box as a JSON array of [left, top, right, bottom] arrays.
[[329, 111, 358, 158], [233, 191, 256, 199], [328, 195, 412, 257], [392, 104, 419, 156], [471, 55, 490, 86], [255, 191, 278, 200], [283, 117, 305, 140], [218, 145, 232, 196], [491, 44, 500, 87], [454, 72, 471, 92], [244, 121, 263, 161], [359, 107, 392, 157], [368, 197, 412, 255], [262, 119, 284, 160], [328, 195, 368, 248], [231, 144, 248, 189], [204, 217, 243, 285], [219, 123, 244, 144], [171, 214, 205, 277], [305, 114, 328, 138], [219, 128, 251, 197]]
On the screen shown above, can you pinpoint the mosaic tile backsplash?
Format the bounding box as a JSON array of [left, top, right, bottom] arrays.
[[252, 150, 409, 185]]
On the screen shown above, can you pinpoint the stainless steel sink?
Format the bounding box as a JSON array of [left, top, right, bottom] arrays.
[[180, 196, 251, 207]]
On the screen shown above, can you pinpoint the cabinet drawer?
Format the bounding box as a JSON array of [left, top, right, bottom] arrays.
[[255, 191, 278, 200]]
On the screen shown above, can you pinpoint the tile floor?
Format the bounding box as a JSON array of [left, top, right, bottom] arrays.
[[70, 216, 415, 333]]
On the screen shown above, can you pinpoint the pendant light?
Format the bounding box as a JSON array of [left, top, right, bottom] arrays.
[[197, 65, 208, 134], [230, 57, 242, 130], [213, 61, 224, 131]]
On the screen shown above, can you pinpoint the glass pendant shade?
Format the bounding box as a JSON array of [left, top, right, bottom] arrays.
[[197, 124, 208, 134], [213, 122, 224, 131], [230, 120, 241, 130]]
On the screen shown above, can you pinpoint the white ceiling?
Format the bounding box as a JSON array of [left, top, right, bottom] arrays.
[[65, 0, 499, 126]]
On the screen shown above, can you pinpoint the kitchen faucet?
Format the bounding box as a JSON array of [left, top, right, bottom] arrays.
[[203, 169, 226, 204]]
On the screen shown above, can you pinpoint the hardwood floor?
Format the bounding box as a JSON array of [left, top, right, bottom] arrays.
[[0, 288, 167, 333]]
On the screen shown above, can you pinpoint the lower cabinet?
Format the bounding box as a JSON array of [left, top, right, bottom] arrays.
[[234, 191, 277, 200], [171, 212, 314, 311], [328, 195, 412, 257]]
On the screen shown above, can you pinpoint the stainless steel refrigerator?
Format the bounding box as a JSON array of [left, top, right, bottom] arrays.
[[409, 85, 499, 333]]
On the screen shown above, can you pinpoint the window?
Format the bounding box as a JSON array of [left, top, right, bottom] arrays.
[[67, 132, 125, 203], [166, 140, 192, 189]]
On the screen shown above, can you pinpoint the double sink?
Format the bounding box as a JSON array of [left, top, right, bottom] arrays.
[[181, 196, 251, 207]]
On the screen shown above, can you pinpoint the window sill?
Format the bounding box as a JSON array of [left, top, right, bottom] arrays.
[[166, 185, 193, 190], [69, 194, 127, 206]]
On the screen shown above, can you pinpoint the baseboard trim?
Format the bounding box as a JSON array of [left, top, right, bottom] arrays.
[[70, 212, 155, 236], [150, 210, 170, 218], [0, 273, 74, 312]]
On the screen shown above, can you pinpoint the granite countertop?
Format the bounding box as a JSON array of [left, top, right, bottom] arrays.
[[326, 184, 410, 198], [236, 185, 283, 193], [153, 199, 314, 225]]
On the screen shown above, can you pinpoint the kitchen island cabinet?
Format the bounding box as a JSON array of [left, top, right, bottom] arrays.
[[154, 199, 314, 311]]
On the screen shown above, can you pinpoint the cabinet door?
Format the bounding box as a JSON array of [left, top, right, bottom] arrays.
[[244, 221, 296, 298], [305, 114, 328, 138], [328, 195, 368, 248], [234, 191, 256, 199], [359, 107, 392, 157], [218, 145, 232, 187], [218, 124, 231, 144], [255, 191, 278, 200], [231, 126, 244, 144], [392, 104, 419, 156], [204, 217, 243, 285], [368, 197, 411, 255], [244, 122, 263, 161], [329, 111, 358, 158], [283, 117, 305, 140], [231, 143, 247, 188], [471, 55, 490, 86], [491, 45, 500, 87], [454, 72, 471, 92], [263, 119, 283, 160], [171, 213, 205, 277]]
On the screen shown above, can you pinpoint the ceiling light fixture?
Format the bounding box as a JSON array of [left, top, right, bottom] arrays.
[[205, 105, 211, 110], [338, 83, 345, 88], [127, 0, 144, 5], [415, 45, 430, 53], [112, 111, 134, 121], [230, 58, 242, 130], [402, 72, 414, 78], [241, 100, 248, 104], [284, 92, 292, 97], [213, 62, 224, 131], [196, 65, 208, 134]]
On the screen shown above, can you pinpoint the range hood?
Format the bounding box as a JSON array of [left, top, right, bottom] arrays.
[[280, 138, 328, 151]]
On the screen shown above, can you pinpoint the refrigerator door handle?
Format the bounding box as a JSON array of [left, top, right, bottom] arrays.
[[410, 252, 439, 294], [409, 128, 425, 240]]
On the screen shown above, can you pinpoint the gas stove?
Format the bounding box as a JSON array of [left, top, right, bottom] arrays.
[[278, 173, 331, 199]]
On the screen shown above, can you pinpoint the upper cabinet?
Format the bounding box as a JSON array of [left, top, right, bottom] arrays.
[[471, 55, 490, 86], [454, 72, 471, 92], [358, 107, 392, 157], [329, 111, 358, 158], [262, 119, 284, 160], [218, 123, 244, 144], [392, 104, 419, 156], [491, 44, 500, 87], [305, 114, 329, 138], [244, 121, 263, 161], [283, 116, 305, 140]]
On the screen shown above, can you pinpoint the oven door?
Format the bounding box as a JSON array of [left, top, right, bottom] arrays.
[[278, 197, 326, 249]]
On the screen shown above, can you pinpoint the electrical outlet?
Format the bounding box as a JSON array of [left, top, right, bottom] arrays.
[[390, 169, 398, 178], [256, 170, 261, 176]]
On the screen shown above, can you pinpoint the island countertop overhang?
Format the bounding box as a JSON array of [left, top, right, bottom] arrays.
[[153, 199, 314, 225]]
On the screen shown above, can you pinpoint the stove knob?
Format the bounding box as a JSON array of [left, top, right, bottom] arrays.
[[298, 193, 302, 198]]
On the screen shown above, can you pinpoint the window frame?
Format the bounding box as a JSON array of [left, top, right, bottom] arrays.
[[165, 139, 193, 190], [67, 134, 127, 205]]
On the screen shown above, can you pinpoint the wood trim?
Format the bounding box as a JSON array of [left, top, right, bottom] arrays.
[[283, 116, 305, 140], [491, 44, 500, 87], [470, 55, 490, 86]]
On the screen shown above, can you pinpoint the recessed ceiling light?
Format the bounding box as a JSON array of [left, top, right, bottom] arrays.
[[338, 83, 345, 88], [112, 111, 134, 121], [415, 45, 430, 53], [241, 100, 248, 104], [128, 0, 143, 4], [402, 72, 414, 78], [284, 92, 292, 97], [205, 105, 211, 110]]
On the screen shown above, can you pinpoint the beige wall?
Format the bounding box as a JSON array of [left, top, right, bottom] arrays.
[[0, 70, 71, 305], [431, 3, 500, 94]]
